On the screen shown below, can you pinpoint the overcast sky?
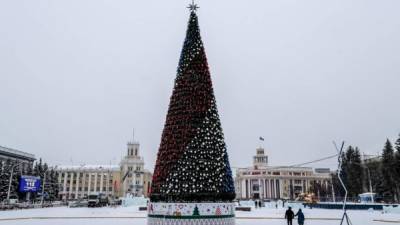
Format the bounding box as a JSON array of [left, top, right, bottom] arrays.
[[1, 0, 399, 171]]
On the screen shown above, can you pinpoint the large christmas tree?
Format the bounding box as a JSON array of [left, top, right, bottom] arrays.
[[150, 7, 235, 203]]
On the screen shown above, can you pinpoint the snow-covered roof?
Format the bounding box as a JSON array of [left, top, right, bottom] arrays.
[[0, 145, 35, 161], [57, 164, 120, 171]]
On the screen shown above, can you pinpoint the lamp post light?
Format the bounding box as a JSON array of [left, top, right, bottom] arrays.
[[40, 168, 49, 206]]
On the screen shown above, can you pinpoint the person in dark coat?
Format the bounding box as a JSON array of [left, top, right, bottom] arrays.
[[255, 200, 258, 209], [258, 200, 262, 208], [295, 209, 305, 225], [285, 207, 295, 225]]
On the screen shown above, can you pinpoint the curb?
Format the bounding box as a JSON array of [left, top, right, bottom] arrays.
[[0, 216, 342, 221], [373, 219, 400, 223]]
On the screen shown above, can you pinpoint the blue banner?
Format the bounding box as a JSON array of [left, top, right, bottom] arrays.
[[19, 176, 41, 193]]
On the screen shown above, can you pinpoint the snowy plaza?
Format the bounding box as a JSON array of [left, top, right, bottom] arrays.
[[2, 1, 400, 225], [0, 204, 399, 225]]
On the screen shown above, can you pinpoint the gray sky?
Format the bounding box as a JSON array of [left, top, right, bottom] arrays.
[[1, 0, 399, 171]]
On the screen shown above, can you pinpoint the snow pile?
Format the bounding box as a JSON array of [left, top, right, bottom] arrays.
[[382, 205, 400, 214], [121, 195, 148, 207], [237, 200, 255, 207]]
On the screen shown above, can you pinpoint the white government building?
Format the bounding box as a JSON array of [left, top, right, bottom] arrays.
[[120, 140, 152, 197], [235, 147, 332, 200], [57, 138, 152, 200]]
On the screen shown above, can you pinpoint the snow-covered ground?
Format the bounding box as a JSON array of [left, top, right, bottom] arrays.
[[0, 205, 399, 225]]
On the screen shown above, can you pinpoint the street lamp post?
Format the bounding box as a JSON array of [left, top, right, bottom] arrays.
[[353, 160, 374, 203], [40, 168, 49, 206], [365, 166, 374, 203], [6, 163, 24, 203], [6, 166, 15, 203]]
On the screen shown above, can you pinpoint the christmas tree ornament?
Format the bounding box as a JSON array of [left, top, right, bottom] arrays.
[[147, 2, 235, 225]]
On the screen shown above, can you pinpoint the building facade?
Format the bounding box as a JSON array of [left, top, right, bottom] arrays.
[[57, 138, 152, 200], [0, 145, 35, 172], [120, 141, 152, 197], [57, 165, 121, 200], [235, 147, 332, 200]]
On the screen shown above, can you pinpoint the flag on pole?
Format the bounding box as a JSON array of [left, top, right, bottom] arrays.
[[259, 137, 264, 141]]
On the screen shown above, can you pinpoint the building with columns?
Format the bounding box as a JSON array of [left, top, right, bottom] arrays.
[[57, 137, 152, 200], [57, 165, 121, 200], [235, 147, 332, 200]]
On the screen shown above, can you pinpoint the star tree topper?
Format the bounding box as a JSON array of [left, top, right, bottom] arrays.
[[187, 0, 199, 12]]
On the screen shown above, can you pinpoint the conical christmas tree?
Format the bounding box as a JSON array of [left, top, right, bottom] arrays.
[[150, 7, 235, 203]]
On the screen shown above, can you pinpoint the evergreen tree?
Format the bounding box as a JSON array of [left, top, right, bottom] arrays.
[[394, 134, 400, 201], [9, 160, 21, 199], [340, 146, 363, 200], [150, 10, 235, 202], [332, 172, 345, 200], [0, 159, 12, 201], [365, 160, 384, 199], [193, 205, 200, 216], [350, 147, 363, 197], [381, 139, 396, 202], [50, 168, 60, 200], [44, 167, 59, 201], [34, 158, 43, 177], [42, 163, 51, 201]]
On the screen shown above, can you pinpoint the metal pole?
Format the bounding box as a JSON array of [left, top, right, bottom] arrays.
[[6, 166, 14, 203], [331, 180, 336, 202], [41, 171, 46, 206], [366, 167, 374, 203], [334, 142, 348, 211]]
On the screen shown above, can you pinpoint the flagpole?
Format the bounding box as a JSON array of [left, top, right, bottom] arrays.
[[259, 137, 264, 148]]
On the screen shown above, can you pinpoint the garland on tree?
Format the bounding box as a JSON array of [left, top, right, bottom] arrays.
[[150, 10, 235, 202]]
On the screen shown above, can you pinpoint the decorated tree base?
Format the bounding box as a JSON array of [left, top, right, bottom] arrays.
[[147, 202, 235, 225], [148, 217, 235, 225]]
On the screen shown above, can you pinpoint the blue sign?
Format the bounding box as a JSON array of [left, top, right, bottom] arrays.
[[19, 176, 41, 193]]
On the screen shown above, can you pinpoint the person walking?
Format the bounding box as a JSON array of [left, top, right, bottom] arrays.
[[258, 200, 262, 208], [255, 200, 258, 209], [295, 209, 305, 225], [285, 207, 295, 225]]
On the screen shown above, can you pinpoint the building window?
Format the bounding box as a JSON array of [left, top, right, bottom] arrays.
[[252, 184, 259, 191]]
